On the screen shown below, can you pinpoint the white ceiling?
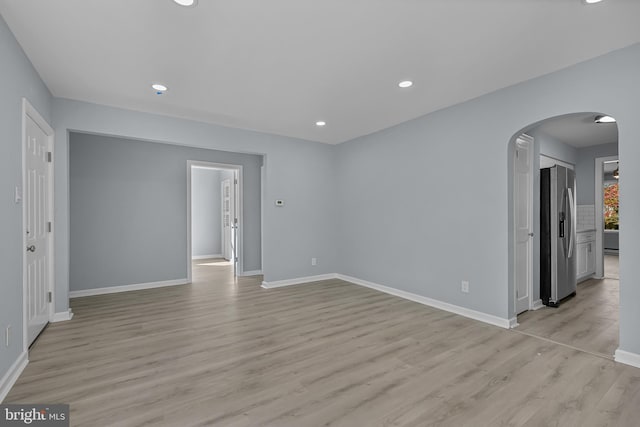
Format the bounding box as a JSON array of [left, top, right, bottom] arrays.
[[1, 0, 639, 144], [532, 112, 618, 148]]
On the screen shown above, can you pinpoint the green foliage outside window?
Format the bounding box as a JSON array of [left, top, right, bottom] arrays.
[[604, 183, 619, 230]]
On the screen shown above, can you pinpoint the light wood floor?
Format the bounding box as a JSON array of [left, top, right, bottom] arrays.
[[516, 255, 619, 358], [7, 258, 640, 426]]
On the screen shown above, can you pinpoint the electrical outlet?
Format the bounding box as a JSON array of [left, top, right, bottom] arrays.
[[461, 281, 470, 294], [311, 258, 317, 266], [5, 325, 10, 347]]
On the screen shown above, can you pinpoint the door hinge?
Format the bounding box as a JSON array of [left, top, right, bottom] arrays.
[[47, 152, 52, 163], [48, 292, 52, 303], [234, 179, 238, 185], [235, 257, 238, 262], [47, 221, 52, 232]]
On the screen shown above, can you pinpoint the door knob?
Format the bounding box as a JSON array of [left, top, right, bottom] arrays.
[[26, 245, 36, 252], [528, 232, 534, 237]]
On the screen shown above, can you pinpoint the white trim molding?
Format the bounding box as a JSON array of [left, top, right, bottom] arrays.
[[337, 274, 512, 329], [531, 299, 544, 311], [192, 254, 224, 260], [614, 349, 640, 369], [240, 270, 263, 277], [594, 155, 618, 279], [261, 274, 338, 289], [0, 351, 28, 403], [69, 279, 188, 298], [51, 309, 74, 323], [509, 317, 519, 329]]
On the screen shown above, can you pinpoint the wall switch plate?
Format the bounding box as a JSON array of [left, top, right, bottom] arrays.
[[311, 258, 317, 266], [461, 281, 470, 293]]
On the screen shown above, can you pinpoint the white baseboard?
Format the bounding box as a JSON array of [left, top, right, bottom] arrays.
[[51, 309, 74, 322], [260, 272, 512, 329], [0, 351, 28, 403], [614, 349, 640, 369], [261, 274, 338, 289], [336, 274, 512, 329], [239, 270, 263, 277], [509, 317, 519, 328], [531, 299, 544, 311], [70, 279, 188, 298], [192, 254, 224, 260]]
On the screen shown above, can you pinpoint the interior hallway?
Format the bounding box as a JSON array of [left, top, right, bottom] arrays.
[[6, 257, 639, 426], [516, 255, 619, 358]]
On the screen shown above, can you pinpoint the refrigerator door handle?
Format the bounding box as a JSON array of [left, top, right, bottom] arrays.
[[567, 187, 575, 259]]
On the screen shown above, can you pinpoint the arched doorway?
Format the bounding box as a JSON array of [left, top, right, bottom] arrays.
[[509, 112, 619, 359]]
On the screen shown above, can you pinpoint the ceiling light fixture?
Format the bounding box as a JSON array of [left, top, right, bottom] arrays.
[[316, 121, 326, 127], [152, 83, 168, 94], [594, 115, 616, 123], [583, 0, 603, 4], [173, 0, 197, 6], [398, 80, 413, 88]]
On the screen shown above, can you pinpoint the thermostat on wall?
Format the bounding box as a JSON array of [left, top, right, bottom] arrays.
[[275, 200, 285, 207]]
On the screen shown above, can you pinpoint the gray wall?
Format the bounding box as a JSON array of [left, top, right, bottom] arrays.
[[191, 168, 222, 257], [0, 14, 52, 388], [335, 43, 640, 358], [69, 132, 262, 291], [575, 142, 618, 205], [605, 231, 619, 251], [534, 130, 578, 166], [54, 98, 339, 310]]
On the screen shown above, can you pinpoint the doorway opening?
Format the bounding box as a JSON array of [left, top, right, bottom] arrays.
[[187, 161, 242, 282], [509, 112, 620, 359], [596, 157, 619, 280]]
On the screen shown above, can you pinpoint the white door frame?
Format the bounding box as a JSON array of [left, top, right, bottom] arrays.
[[594, 155, 618, 279], [513, 134, 535, 315], [187, 160, 243, 282], [22, 98, 55, 351]]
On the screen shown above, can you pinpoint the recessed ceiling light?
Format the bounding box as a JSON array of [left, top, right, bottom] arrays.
[[595, 115, 616, 123], [152, 83, 168, 93], [398, 80, 413, 88], [583, 0, 603, 4], [316, 121, 326, 127], [173, 0, 197, 6]]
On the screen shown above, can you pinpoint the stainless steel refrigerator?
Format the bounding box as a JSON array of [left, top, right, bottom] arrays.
[[540, 165, 577, 307]]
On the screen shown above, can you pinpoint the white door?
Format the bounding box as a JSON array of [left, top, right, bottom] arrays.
[[231, 175, 238, 275], [514, 135, 533, 314], [25, 114, 51, 345], [222, 179, 231, 261], [221, 177, 238, 275]]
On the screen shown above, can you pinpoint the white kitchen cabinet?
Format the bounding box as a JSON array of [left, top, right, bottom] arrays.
[[576, 231, 596, 282]]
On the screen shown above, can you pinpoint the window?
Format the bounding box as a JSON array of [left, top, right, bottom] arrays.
[[604, 182, 619, 230]]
